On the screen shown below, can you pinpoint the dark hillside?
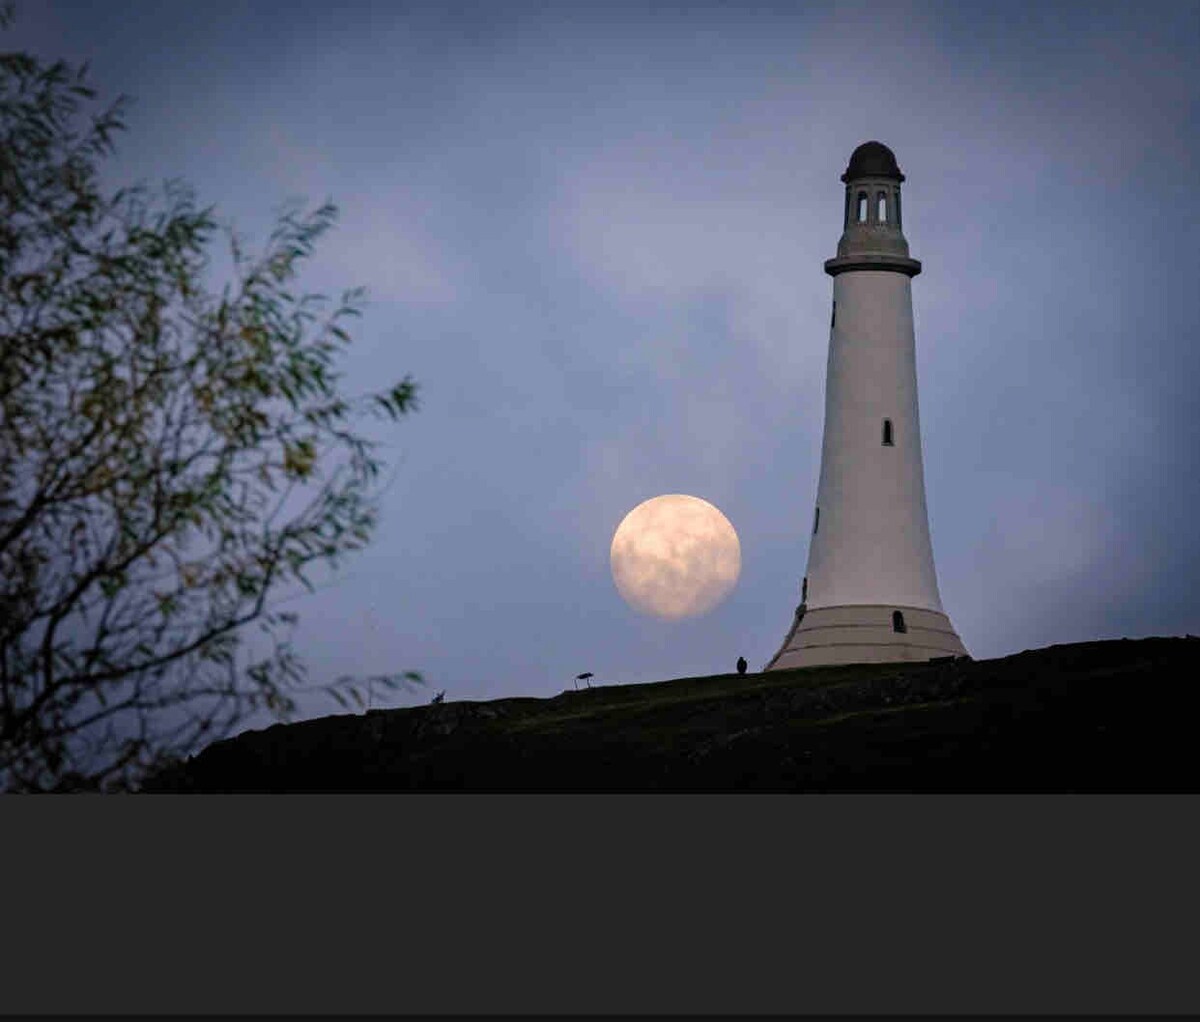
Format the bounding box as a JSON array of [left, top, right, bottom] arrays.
[[144, 636, 1200, 792]]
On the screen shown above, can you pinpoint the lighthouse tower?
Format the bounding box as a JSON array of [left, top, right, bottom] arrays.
[[766, 142, 967, 669]]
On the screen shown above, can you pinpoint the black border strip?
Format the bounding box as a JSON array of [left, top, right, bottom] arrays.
[[4, 794, 1199, 1015]]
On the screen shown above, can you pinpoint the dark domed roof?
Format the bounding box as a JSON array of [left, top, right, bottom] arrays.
[[841, 141, 904, 182]]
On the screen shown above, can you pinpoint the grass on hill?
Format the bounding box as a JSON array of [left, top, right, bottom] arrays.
[[145, 636, 1200, 792]]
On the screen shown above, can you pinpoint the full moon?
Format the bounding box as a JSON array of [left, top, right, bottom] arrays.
[[610, 494, 741, 620]]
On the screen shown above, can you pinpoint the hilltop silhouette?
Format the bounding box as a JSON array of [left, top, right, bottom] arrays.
[[145, 636, 1200, 792]]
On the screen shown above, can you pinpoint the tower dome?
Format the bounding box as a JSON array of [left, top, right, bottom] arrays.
[[841, 141, 905, 182]]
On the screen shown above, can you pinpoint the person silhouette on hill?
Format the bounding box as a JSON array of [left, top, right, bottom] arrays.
[[736, 656, 747, 675]]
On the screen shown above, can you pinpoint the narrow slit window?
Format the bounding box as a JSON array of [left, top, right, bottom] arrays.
[[801, 576, 808, 602], [857, 192, 868, 222], [844, 189, 852, 230], [893, 189, 902, 228], [877, 191, 887, 223], [813, 507, 820, 534], [882, 418, 894, 446], [831, 300, 836, 329], [892, 610, 907, 634]]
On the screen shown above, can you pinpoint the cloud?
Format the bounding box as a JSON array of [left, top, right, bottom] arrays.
[[255, 125, 459, 306], [983, 483, 1119, 584], [320, 214, 459, 307], [550, 126, 827, 375]]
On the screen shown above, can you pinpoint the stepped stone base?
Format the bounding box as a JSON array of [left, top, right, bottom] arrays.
[[766, 604, 968, 671]]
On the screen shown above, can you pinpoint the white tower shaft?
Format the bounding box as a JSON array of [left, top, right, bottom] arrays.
[[767, 143, 966, 670]]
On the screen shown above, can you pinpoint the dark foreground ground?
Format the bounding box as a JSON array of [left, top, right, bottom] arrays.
[[144, 636, 1200, 792]]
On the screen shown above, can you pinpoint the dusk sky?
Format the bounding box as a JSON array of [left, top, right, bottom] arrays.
[[11, 1, 1199, 724]]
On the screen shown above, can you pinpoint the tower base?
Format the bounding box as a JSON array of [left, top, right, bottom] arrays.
[[766, 604, 967, 671]]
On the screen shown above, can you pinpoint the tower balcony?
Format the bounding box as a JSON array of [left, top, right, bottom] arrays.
[[824, 253, 922, 277]]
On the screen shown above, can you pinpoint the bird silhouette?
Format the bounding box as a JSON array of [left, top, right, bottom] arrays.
[[736, 656, 747, 676]]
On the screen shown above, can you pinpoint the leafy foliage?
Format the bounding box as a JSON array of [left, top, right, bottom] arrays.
[[0, 11, 420, 790]]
